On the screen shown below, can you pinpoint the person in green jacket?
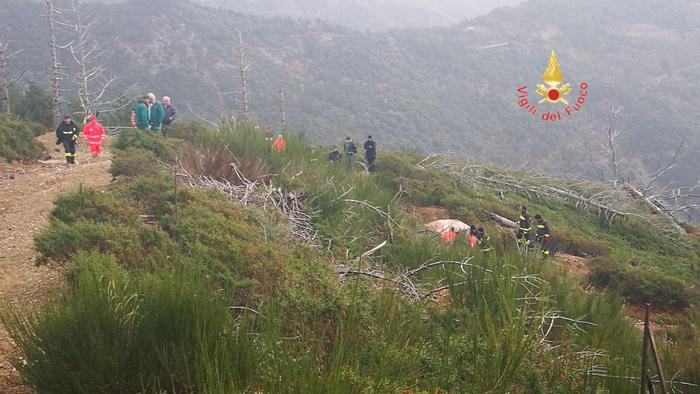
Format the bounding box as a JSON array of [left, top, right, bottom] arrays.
[[148, 92, 165, 133], [132, 97, 150, 130]]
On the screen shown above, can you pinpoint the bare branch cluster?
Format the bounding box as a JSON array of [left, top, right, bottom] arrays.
[[178, 162, 318, 244]]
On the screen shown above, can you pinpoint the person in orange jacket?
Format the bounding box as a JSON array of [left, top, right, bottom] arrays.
[[468, 226, 479, 248], [440, 227, 457, 243], [82, 114, 106, 157], [272, 134, 286, 152]]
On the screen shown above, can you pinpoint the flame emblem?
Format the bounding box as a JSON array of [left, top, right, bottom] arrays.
[[536, 50, 571, 104]]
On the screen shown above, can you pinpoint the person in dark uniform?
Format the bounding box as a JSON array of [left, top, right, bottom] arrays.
[[534, 214, 551, 258], [517, 206, 531, 247], [477, 227, 493, 253], [328, 146, 342, 163], [55, 115, 79, 165], [363, 135, 377, 171]]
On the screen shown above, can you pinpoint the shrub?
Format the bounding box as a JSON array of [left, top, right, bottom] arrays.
[[110, 147, 166, 178], [549, 231, 611, 257], [113, 129, 173, 161], [589, 257, 691, 308], [0, 115, 47, 162]]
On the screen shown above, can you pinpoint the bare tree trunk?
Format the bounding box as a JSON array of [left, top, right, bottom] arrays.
[[605, 104, 623, 189], [238, 31, 249, 115], [63, 0, 116, 119], [278, 86, 286, 133], [45, 0, 62, 127], [0, 41, 9, 114]]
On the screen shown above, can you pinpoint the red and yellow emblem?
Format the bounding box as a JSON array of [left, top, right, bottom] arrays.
[[536, 50, 571, 105]]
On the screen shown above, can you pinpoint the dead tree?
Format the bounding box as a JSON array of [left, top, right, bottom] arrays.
[[0, 40, 24, 114], [590, 104, 624, 189], [238, 32, 249, 116], [278, 86, 286, 133], [61, 0, 117, 119], [589, 104, 696, 231], [45, 0, 63, 127]]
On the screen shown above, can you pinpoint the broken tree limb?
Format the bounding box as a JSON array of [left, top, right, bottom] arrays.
[[626, 183, 687, 236], [489, 212, 518, 229]]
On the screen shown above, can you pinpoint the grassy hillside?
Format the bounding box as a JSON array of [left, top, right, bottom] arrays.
[[3, 0, 699, 188], [2, 120, 698, 392]]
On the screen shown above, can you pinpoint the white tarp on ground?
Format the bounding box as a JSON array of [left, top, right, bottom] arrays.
[[424, 219, 470, 234]]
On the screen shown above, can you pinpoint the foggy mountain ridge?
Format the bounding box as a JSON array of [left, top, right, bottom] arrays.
[[76, 0, 525, 31], [2, 0, 700, 192]]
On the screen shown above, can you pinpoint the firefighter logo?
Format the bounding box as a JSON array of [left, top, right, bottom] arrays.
[[536, 50, 571, 105], [516, 49, 589, 122]]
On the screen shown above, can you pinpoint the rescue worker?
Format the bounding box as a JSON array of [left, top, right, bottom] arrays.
[[148, 93, 165, 133], [440, 227, 457, 243], [55, 115, 79, 165], [272, 134, 286, 152], [468, 226, 479, 248], [82, 114, 106, 157], [132, 97, 150, 130], [364, 135, 377, 171], [517, 206, 531, 247], [534, 214, 551, 258], [477, 227, 493, 253], [328, 146, 342, 163], [343, 137, 357, 170]]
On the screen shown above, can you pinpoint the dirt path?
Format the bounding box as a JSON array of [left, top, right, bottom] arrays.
[[0, 134, 112, 393]]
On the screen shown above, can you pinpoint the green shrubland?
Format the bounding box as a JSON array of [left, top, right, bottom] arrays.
[[3, 122, 699, 392], [0, 114, 47, 162]]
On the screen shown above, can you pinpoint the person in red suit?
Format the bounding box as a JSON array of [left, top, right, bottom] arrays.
[[82, 114, 106, 157]]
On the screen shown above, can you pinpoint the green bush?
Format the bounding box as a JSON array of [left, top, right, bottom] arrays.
[[113, 129, 173, 162], [589, 257, 691, 308], [0, 114, 47, 161], [110, 147, 166, 178]]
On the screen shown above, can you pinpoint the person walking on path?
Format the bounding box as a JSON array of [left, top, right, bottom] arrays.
[[82, 114, 106, 157], [343, 137, 357, 170], [272, 134, 286, 152], [364, 135, 377, 171], [55, 115, 79, 165], [132, 97, 150, 130], [517, 206, 532, 247], [148, 93, 165, 133], [534, 214, 551, 258]]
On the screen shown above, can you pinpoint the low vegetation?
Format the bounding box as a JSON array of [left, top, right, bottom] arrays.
[[2, 121, 699, 392], [0, 115, 47, 162]]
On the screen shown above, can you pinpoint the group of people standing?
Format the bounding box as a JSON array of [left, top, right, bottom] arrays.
[[516, 206, 551, 257], [55, 114, 106, 164], [328, 135, 377, 171], [131, 93, 177, 133]]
